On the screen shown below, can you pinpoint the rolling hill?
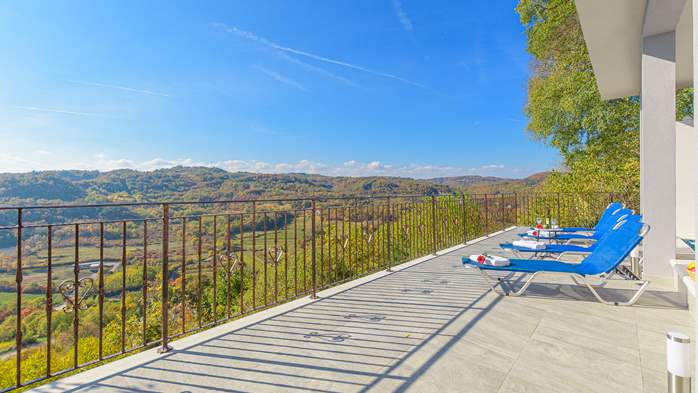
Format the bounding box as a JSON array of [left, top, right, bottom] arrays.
[[429, 172, 549, 193], [0, 167, 550, 206]]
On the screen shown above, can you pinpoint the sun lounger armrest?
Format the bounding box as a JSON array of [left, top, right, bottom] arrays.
[[555, 250, 592, 262]]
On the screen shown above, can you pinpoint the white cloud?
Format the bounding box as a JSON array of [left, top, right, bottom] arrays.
[[392, 0, 414, 32], [255, 66, 308, 92], [69, 80, 170, 97], [13, 106, 100, 117], [34, 150, 51, 156], [0, 153, 43, 173], [214, 23, 425, 89], [275, 51, 360, 88], [0, 153, 512, 178]]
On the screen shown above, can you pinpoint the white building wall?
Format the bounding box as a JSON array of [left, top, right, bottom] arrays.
[[676, 120, 696, 243]]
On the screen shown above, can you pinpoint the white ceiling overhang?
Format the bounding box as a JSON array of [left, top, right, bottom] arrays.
[[574, 0, 692, 100]]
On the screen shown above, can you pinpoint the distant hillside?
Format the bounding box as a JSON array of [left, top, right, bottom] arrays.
[[430, 172, 549, 193], [0, 168, 551, 207], [0, 167, 452, 206], [0, 167, 548, 248]]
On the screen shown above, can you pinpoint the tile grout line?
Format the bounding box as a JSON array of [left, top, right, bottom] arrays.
[[494, 301, 546, 393], [634, 309, 646, 392]]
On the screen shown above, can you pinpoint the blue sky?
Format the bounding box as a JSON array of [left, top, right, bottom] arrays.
[[0, 0, 559, 178]]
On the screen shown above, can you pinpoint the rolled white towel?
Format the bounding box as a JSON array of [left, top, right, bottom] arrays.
[[526, 229, 555, 238], [469, 254, 510, 267], [512, 240, 546, 250]]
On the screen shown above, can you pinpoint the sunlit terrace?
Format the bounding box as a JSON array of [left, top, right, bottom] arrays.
[[0, 192, 689, 392], [5, 1, 698, 391], [29, 227, 691, 393]]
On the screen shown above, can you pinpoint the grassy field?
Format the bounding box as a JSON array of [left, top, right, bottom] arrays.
[[0, 291, 44, 307]]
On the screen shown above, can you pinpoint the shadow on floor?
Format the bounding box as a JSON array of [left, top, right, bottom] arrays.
[[52, 235, 687, 393]]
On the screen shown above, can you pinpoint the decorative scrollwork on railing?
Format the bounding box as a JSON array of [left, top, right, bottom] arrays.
[[303, 332, 352, 342], [58, 277, 94, 313], [229, 252, 242, 274], [362, 227, 374, 245], [267, 246, 285, 266]]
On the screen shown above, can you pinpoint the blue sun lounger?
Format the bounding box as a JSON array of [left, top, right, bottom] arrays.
[[504, 215, 643, 257], [516, 202, 622, 236], [552, 202, 623, 232], [679, 237, 695, 253], [464, 220, 649, 306], [517, 206, 633, 242]]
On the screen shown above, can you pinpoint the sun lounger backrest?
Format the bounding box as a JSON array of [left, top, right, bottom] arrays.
[[596, 215, 642, 242], [594, 202, 623, 230], [593, 208, 633, 238], [577, 220, 645, 276]]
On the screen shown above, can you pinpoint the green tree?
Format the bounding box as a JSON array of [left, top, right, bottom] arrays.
[[516, 0, 692, 194]]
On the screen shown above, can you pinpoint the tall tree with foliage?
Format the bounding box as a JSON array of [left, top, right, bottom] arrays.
[[516, 0, 692, 196]]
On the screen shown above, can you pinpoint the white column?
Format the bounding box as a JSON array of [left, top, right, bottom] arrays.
[[640, 31, 677, 279], [692, 0, 698, 387]]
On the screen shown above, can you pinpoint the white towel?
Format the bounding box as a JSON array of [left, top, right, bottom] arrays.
[[513, 240, 546, 250], [469, 254, 510, 267]]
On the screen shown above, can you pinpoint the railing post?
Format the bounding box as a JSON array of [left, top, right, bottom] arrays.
[[386, 197, 393, 272], [484, 194, 489, 236], [310, 198, 318, 299], [556, 192, 561, 227], [514, 192, 518, 226], [461, 192, 467, 244], [251, 201, 256, 308], [15, 208, 22, 388], [431, 195, 437, 255], [158, 203, 172, 354], [500, 193, 505, 231]]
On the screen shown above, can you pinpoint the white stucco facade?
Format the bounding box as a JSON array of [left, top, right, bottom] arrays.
[[677, 120, 695, 243]]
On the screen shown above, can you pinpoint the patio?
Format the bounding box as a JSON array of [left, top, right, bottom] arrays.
[[32, 228, 692, 393]]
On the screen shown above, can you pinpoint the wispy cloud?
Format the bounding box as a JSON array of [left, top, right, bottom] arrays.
[[275, 51, 360, 88], [255, 66, 309, 92], [13, 106, 100, 117], [214, 23, 425, 89], [69, 80, 170, 97], [392, 0, 414, 32], [0, 153, 513, 178]]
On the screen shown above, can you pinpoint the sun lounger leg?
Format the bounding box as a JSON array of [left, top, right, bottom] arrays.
[[579, 277, 650, 306], [474, 267, 540, 297], [473, 267, 509, 295], [507, 272, 542, 296], [570, 275, 609, 288]]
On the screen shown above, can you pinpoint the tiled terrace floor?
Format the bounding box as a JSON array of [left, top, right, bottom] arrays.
[[34, 228, 693, 393]]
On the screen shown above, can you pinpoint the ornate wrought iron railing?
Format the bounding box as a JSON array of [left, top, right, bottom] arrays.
[[0, 191, 635, 390]]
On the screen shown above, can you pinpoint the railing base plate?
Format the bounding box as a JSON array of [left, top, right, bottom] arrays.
[[157, 345, 173, 354]]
